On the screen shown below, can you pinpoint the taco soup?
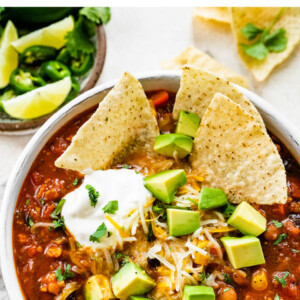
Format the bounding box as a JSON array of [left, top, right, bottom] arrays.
[[13, 68, 300, 300]]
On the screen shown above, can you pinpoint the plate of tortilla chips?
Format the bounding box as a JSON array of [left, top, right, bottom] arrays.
[[1, 68, 300, 299]]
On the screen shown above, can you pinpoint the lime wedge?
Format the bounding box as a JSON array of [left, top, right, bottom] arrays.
[[11, 16, 74, 53], [0, 20, 18, 88], [3, 77, 72, 119]]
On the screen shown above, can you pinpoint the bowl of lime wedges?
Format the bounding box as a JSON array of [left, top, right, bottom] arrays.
[[0, 7, 109, 134]]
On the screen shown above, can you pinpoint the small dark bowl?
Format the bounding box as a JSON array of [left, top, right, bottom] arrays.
[[0, 24, 106, 134]]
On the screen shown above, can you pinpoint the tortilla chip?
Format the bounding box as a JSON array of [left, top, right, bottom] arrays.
[[55, 72, 159, 172], [191, 93, 287, 205], [161, 46, 249, 88], [173, 66, 263, 129], [231, 7, 300, 81], [193, 7, 231, 24]]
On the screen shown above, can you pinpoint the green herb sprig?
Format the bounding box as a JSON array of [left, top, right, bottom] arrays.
[[89, 222, 107, 243], [274, 271, 289, 288], [55, 264, 74, 281], [240, 8, 287, 60]]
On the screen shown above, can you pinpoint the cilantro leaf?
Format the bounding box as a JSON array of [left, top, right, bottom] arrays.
[[241, 42, 268, 60], [222, 273, 233, 284], [272, 220, 283, 228], [73, 178, 78, 186], [89, 222, 107, 242], [65, 17, 95, 59], [51, 199, 66, 219], [53, 217, 65, 229], [86, 184, 100, 207], [274, 271, 289, 288], [115, 252, 123, 259], [25, 199, 30, 206], [264, 28, 287, 52], [147, 223, 155, 242], [200, 272, 206, 281], [102, 200, 118, 214], [55, 264, 74, 282], [241, 23, 263, 40], [274, 233, 287, 245], [79, 7, 111, 25], [274, 294, 280, 300], [28, 217, 34, 227], [222, 203, 236, 218]]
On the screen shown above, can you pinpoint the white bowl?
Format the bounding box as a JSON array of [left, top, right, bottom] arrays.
[[1, 71, 300, 299]]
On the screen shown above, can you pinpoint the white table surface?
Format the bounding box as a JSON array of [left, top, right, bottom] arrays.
[[0, 7, 300, 299]]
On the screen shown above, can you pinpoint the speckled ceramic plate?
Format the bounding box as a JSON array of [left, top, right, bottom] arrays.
[[0, 24, 106, 135]]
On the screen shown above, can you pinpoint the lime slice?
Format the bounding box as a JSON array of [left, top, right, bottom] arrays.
[[11, 16, 74, 53], [3, 77, 72, 119], [0, 20, 18, 88]]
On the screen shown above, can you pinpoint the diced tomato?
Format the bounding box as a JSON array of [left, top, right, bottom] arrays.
[[150, 90, 169, 107]]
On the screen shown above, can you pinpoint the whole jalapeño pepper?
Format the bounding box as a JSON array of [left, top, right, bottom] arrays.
[[10, 68, 46, 94], [20, 46, 57, 65], [40, 61, 71, 81], [70, 53, 94, 76]]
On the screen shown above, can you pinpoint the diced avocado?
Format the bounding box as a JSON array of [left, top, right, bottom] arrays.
[[183, 285, 215, 300], [154, 134, 193, 159], [111, 262, 156, 299], [84, 275, 114, 300], [130, 297, 150, 300], [144, 169, 187, 204], [228, 202, 266, 236], [198, 187, 228, 210], [167, 209, 200, 236], [175, 111, 201, 138], [221, 236, 265, 269]]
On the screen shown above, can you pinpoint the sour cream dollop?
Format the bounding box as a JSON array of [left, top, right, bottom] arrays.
[[62, 169, 152, 249]]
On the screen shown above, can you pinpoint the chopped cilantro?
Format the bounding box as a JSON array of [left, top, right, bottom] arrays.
[[274, 271, 289, 288], [102, 200, 118, 214], [222, 273, 233, 284], [274, 294, 280, 300], [28, 217, 34, 227], [73, 178, 78, 186], [200, 272, 206, 281], [40, 199, 45, 205], [51, 199, 66, 219], [122, 164, 130, 169], [115, 252, 123, 259], [272, 220, 283, 228], [292, 248, 299, 253], [55, 264, 74, 281], [85, 184, 100, 207], [222, 203, 236, 218], [274, 233, 287, 246], [25, 199, 30, 206], [53, 217, 65, 229], [123, 255, 130, 264], [240, 8, 287, 60], [147, 223, 155, 242], [76, 241, 82, 248], [89, 222, 107, 243], [79, 7, 111, 25], [223, 288, 230, 293], [152, 204, 163, 214]]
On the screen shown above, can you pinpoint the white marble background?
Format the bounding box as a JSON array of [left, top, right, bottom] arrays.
[[0, 7, 300, 299]]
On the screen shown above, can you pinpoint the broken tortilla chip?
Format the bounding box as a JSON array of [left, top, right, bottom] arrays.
[[173, 66, 263, 129], [55, 72, 159, 172], [231, 7, 300, 81], [161, 46, 249, 88], [193, 7, 231, 24], [191, 93, 287, 205]]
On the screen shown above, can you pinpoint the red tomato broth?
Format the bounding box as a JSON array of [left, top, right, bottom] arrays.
[[12, 91, 300, 299]]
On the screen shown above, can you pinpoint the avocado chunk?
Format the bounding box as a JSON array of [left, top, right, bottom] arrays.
[[154, 133, 193, 159], [198, 187, 228, 210], [130, 297, 150, 300], [144, 169, 187, 204], [111, 262, 156, 299], [175, 111, 201, 138], [228, 202, 266, 236], [84, 275, 114, 300], [183, 285, 215, 300], [221, 236, 265, 269], [167, 209, 200, 236]]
